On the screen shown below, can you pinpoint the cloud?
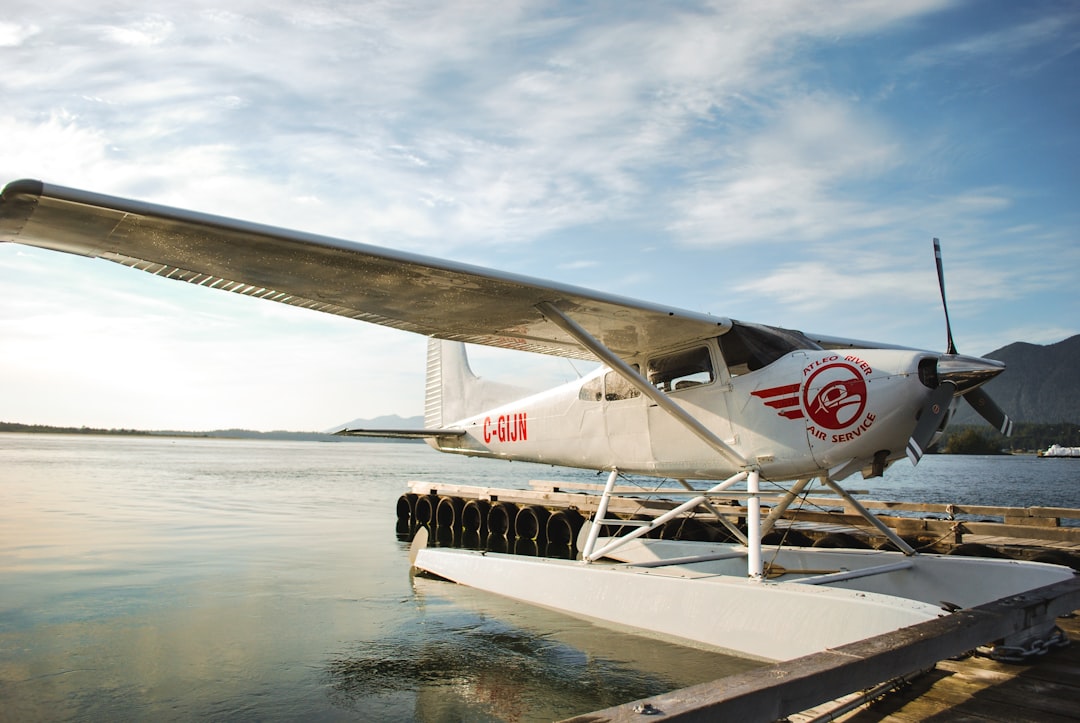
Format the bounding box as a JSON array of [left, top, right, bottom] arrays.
[[668, 95, 905, 246], [93, 16, 174, 46], [733, 260, 930, 312], [909, 12, 1080, 72], [558, 260, 598, 271], [0, 113, 114, 182], [1, 1, 961, 255], [0, 21, 40, 47]]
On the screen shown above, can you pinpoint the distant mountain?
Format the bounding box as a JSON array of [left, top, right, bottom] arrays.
[[326, 414, 424, 433], [952, 334, 1080, 425]]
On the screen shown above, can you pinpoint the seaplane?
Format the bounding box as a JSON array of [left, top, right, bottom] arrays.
[[1, 179, 1072, 662]]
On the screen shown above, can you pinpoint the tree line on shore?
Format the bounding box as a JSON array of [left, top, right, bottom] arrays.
[[938, 422, 1080, 455], [0, 422, 411, 443]]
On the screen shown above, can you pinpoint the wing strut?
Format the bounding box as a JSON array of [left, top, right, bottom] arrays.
[[536, 301, 748, 469]]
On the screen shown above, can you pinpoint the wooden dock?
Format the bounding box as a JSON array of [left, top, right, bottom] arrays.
[[834, 610, 1080, 722], [403, 478, 1080, 561]]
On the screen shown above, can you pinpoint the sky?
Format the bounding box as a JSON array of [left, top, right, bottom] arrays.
[[1, 0, 1078, 431]]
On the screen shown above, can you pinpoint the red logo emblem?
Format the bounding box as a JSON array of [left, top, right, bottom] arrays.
[[751, 383, 803, 420], [752, 355, 876, 442], [803, 363, 867, 430]]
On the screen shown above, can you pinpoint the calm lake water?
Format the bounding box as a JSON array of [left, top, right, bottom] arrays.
[[1, 433, 1077, 721]]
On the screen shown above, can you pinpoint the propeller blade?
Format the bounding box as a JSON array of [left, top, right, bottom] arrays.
[[933, 238, 958, 356], [963, 386, 1015, 437], [907, 381, 956, 466], [927, 238, 1015, 443]]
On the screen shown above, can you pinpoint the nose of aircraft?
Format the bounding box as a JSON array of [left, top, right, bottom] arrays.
[[934, 353, 1005, 394], [907, 352, 1012, 465]]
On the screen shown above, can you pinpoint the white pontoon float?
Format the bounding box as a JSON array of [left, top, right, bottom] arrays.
[[412, 470, 1075, 662]]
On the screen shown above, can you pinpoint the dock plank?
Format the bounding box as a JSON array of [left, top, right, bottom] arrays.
[[838, 612, 1080, 722]]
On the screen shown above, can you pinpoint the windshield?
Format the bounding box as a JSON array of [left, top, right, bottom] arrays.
[[718, 322, 821, 376]]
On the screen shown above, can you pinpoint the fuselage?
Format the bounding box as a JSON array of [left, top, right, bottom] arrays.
[[429, 339, 942, 481]]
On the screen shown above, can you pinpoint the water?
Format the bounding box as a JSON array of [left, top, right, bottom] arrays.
[[0, 435, 755, 722], [844, 453, 1080, 512], [1, 435, 1077, 721]]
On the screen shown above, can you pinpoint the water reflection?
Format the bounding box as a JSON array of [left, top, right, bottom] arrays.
[[397, 522, 577, 561], [325, 576, 762, 722], [326, 627, 641, 722]]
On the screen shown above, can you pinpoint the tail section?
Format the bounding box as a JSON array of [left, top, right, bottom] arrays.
[[425, 339, 533, 427], [424, 338, 463, 429]]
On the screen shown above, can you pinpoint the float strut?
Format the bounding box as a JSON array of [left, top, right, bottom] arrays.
[[747, 469, 763, 581], [821, 476, 917, 556], [581, 469, 619, 562]]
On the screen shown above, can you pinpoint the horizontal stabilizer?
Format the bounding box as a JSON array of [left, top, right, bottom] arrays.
[[334, 427, 466, 439]]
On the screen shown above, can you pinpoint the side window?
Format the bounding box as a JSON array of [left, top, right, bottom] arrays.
[[579, 375, 604, 401], [648, 347, 714, 392], [578, 368, 643, 402], [604, 370, 640, 401]]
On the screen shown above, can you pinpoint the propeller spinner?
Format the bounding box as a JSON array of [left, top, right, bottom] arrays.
[[907, 240, 1014, 465]]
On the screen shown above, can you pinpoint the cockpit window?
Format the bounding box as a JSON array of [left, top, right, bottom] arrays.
[[648, 346, 714, 392], [719, 322, 821, 376]]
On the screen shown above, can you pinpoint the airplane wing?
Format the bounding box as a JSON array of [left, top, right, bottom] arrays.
[[0, 180, 730, 360]]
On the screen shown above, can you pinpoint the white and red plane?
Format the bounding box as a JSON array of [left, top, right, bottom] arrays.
[[0, 179, 1068, 662]]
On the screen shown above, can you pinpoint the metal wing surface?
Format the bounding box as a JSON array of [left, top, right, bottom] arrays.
[[0, 180, 730, 360]]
